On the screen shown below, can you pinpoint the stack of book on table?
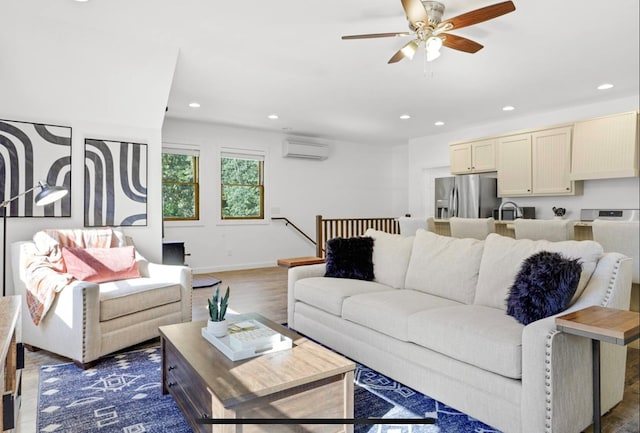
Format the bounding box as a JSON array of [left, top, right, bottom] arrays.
[[201, 319, 293, 361]]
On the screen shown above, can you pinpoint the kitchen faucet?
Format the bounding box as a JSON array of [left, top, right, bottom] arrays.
[[498, 200, 522, 221]]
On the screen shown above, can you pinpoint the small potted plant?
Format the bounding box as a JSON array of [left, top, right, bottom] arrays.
[[207, 286, 230, 337]]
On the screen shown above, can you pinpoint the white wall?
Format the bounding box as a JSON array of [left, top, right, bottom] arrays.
[[0, 4, 177, 295], [408, 96, 640, 220], [161, 118, 398, 272]]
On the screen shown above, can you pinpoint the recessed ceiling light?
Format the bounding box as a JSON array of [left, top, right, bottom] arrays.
[[399, 114, 411, 120], [267, 114, 279, 120], [597, 83, 614, 90], [74, 0, 89, 2], [502, 105, 515, 111], [188, 102, 200, 108], [434, 121, 445, 126]]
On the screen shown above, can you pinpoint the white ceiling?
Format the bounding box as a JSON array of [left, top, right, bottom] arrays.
[[18, 0, 640, 145]]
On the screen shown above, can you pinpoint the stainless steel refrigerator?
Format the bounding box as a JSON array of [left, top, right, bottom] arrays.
[[434, 174, 499, 219]]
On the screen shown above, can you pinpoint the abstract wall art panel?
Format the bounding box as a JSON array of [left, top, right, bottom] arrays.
[[0, 119, 72, 217], [84, 139, 147, 227]]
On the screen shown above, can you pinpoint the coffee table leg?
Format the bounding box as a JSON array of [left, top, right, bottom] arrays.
[[161, 337, 168, 395], [592, 339, 601, 433]]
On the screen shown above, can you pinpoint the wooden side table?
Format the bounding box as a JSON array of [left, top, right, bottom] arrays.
[[555, 306, 640, 433], [1, 296, 23, 432], [277, 256, 325, 268]]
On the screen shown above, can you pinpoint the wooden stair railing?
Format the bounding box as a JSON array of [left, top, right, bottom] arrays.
[[315, 215, 400, 257]]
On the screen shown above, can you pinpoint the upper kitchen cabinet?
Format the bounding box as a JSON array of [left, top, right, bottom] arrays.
[[497, 133, 532, 196], [571, 111, 639, 180], [498, 126, 580, 197], [532, 127, 576, 195], [449, 139, 496, 174]]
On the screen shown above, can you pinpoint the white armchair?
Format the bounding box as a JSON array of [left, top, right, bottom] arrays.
[[11, 229, 192, 368]]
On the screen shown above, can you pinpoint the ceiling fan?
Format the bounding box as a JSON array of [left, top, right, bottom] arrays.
[[342, 0, 516, 64]]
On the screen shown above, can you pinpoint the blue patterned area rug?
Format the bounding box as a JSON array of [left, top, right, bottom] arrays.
[[354, 365, 501, 433], [37, 347, 502, 433]]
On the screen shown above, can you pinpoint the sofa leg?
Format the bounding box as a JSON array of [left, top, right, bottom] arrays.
[[74, 359, 99, 370]]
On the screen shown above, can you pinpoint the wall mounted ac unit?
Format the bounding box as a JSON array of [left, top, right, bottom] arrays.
[[282, 138, 329, 160]]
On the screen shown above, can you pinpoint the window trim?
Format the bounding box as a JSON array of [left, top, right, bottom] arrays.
[[162, 145, 200, 222], [218, 147, 269, 225]]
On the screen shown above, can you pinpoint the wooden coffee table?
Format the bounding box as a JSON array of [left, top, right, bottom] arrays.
[[159, 313, 355, 433]]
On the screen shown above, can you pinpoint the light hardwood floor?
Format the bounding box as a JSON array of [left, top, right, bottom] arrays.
[[17, 267, 639, 432]]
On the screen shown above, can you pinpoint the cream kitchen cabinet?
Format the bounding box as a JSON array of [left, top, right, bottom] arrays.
[[571, 111, 639, 180], [497, 133, 532, 196], [449, 139, 496, 174], [498, 126, 580, 197]]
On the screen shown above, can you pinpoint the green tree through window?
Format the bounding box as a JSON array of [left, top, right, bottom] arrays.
[[221, 153, 264, 220], [162, 151, 199, 220]]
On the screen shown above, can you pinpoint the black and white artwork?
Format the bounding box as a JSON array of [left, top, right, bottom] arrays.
[[0, 119, 72, 217], [84, 139, 147, 227]]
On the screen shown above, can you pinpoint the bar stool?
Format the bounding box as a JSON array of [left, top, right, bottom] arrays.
[[513, 218, 575, 241], [397, 217, 431, 236], [591, 220, 639, 315], [448, 217, 495, 240]]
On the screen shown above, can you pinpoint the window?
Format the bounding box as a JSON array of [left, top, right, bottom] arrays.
[[220, 151, 264, 220], [162, 148, 199, 221]]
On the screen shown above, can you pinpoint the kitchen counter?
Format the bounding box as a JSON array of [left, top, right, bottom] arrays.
[[433, 219, 594, 240]]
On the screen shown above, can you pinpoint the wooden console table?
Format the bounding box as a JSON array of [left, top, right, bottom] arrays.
[[556, 306, 640, 433], [277, 256, 325, 268], [1, 296, 23, 432]]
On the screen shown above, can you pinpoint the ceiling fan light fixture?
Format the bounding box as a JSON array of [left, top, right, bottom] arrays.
[[426, 49, 441, 62], [426, 36, 443, 52], [401, 40, 420, 60], [425, 36, 442, 61]]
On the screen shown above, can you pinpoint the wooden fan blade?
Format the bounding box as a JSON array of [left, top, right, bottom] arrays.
[[342, 32, 411, 40], [442, 1, 515, 31], [401, 0, 428, 26], [441, 33, 484, 53]]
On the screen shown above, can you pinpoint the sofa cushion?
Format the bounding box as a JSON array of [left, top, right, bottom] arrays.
[[404, 229, 484, 304], [294, 277, 390, 316], [99, 278, 182, 321], [324, 237, 374, 281], [342, 289, 462, 341], [506, 251, 582, 325], [364, 229, 414, 289], [474, 233, 603, 311], [62, 246, 141, 283], [407, 305, 524, 379]]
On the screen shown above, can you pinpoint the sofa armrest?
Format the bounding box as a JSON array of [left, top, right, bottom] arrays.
[[146, 262, 193, 322], [287, 263, 326, 328], [521, 254, 632, 433]]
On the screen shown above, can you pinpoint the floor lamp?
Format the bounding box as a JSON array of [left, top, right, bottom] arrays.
[[1, 181, 69, 296]]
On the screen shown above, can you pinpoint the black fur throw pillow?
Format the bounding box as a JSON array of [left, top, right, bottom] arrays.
[[506, 251, 582, 325], [324, 236, 374, 281]]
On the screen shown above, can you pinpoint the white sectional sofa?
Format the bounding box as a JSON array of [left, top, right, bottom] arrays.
[[287, 229, 633, 433]]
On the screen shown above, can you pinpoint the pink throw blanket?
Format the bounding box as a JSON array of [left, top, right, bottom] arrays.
[[25, 228, 114, 325]]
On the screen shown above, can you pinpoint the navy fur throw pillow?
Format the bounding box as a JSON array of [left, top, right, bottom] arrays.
[[324, 236, 374, 281], [506, 251, 582, 325]]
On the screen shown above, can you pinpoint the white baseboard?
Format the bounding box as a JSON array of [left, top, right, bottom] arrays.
[[190, 261, 277, 274]]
